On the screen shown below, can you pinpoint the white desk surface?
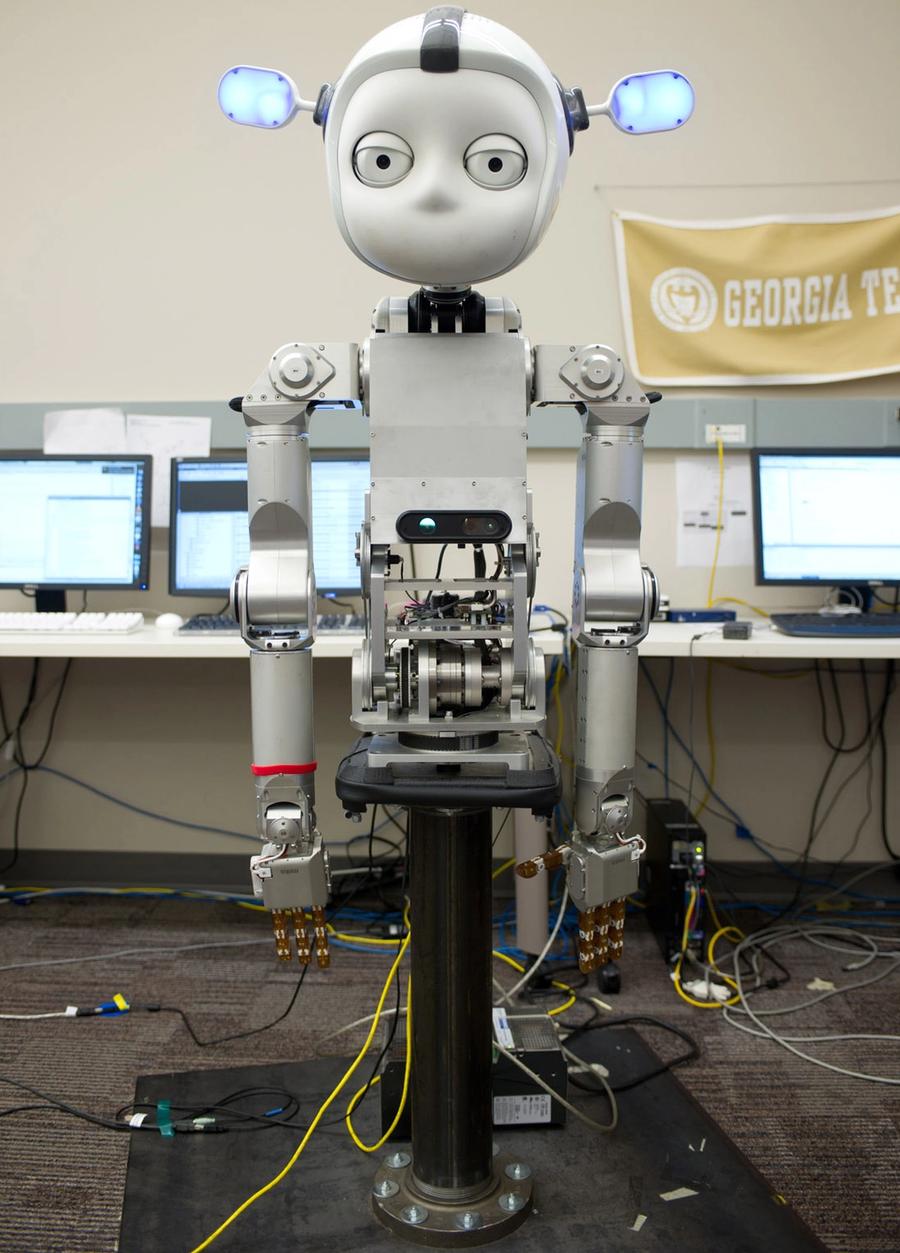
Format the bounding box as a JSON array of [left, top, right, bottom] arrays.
[[0, 627, 565, 660], [0, 620, 896, 660], [640, 620, 900, 660]]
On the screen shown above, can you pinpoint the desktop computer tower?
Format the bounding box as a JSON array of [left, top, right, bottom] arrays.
[[641, 799, 708, 965]]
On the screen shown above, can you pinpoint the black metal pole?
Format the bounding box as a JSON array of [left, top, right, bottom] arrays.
[[408, 806, 494, 1198]]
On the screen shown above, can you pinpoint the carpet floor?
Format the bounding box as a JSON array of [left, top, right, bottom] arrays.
[[0, 896, 897, 1253]]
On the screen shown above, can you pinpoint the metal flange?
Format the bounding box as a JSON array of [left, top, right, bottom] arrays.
[[372, 1150, 534, 1247]]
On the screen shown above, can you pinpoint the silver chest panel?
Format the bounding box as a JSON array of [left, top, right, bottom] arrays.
[[365, 334, 529, 546]]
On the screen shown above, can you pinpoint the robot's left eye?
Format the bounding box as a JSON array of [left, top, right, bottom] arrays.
[[463, 135, 527, 189], [353, 133, 414, 187]]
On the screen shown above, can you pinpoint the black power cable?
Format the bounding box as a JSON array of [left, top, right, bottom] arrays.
[[778, 660, 894, 922], [0, 659, 73, 876], [876, 659, 897, 860], [0, 1081, 319, 1135], [150, 962, 308, 1047], [562, 1015, 701, 1093]]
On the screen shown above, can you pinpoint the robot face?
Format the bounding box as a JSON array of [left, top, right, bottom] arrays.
[[332, 68, 550, 286], [218, 12, 694, 287]]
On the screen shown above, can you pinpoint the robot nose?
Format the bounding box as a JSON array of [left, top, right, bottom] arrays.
[[413, 186, 458, 214]]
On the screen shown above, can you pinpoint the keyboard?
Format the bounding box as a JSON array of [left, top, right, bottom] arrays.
[[178, 613, 366, 635], [178, 614, 241, 634], [0, 612, 144, 633], [771, 612, 900, 638], [317, 613, 365, 633]]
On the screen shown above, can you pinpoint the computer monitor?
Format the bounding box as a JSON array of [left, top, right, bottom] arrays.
[[752, 448, 900, 587], [0, 453, 152, 611], [169, 453, 369, 598]]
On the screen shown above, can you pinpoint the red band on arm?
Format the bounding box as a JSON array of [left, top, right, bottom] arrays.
[[251, 762, 317, 776]]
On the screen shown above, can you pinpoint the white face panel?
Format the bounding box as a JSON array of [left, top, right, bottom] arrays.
[[332, 69, 550, 285]]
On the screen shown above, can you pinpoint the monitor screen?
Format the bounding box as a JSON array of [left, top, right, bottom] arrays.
[[753, 449, 900, 586], [0, 454, 151, 589], [169, 454, 368, 596]]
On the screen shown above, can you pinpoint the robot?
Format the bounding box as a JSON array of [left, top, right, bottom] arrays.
[[220, 10, 692, 1245]]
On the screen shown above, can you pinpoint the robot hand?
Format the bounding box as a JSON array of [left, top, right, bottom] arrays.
[[250, 833, 331, 967], [516, 821, 644, 973]]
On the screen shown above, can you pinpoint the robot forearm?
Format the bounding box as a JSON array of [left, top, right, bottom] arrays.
[[233, 362, 353, 967], [246, 650, 331, 967], [529, 346, 656, 971], [567, 407, 654, 967]]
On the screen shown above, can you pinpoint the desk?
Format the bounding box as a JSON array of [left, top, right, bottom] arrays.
[[640, 620, 900, 660], [0, 628, 566, 660], [0, 622, 895, 660]]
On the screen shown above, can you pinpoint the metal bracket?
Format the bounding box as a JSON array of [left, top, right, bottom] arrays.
[[559, 345, 624, 401], [565, 838, 640, 910], [250, 833, 331, 911], [243, 341, 360, 421]]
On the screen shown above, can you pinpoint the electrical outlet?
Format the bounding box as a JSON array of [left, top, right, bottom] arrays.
[[705, 423, 747, 445]]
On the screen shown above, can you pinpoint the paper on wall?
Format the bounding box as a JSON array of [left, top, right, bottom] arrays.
[[43, 408, 126, 454], [676, 455, 754, 568], [125, 414, 212, 527]]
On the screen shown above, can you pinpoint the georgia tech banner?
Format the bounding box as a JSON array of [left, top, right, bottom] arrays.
[[612, 206, 900, 385]]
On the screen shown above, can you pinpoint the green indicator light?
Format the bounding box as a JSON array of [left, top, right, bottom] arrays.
[[418, 516, 437, 533], [695, 846, 703, 853]]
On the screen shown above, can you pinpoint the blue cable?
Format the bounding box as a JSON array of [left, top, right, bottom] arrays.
[[639, 751, 900, 903], [637, 662, 900, 897], [2, 764, 256, 843], [0, 763, 404, 849], [640, 660, 745, 826]]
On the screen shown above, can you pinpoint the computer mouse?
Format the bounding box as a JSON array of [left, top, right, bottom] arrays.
[[154, 612, 185, 630]]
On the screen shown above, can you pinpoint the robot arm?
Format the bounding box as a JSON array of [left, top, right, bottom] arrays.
[[525, 344, 658, 972], [233, 342, 359, 966]]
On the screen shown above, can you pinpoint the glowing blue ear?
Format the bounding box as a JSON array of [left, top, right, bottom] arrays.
[[589, 71, 695, 134], [218, 66, 304, 128]]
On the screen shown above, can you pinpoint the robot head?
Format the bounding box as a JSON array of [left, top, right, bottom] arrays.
[[219, 8, 694, 287], [319, 11, 571, 286]]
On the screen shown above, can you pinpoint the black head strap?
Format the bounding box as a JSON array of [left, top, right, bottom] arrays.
[[420, 7, 466, 73]]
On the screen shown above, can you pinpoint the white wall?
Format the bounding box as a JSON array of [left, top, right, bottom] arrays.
[[1, 0, 899, 870], [3, 0, 900, 398]]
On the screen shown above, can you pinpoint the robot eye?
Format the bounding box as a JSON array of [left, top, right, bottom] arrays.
[[352, 133, 414, 187], [463, 135, 527, 189]]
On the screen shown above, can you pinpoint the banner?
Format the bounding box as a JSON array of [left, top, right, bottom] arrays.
[[612, 206, 900, 385]]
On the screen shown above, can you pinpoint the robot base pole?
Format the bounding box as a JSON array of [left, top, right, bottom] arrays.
[[371, 806, 533, 1246]]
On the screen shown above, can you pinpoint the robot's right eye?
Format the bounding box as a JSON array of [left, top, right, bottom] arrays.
[[352, 133, 414, 187]]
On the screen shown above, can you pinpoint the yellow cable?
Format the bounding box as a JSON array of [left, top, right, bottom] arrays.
[[492, 949, 577, 1014], [706, 437, 725, 608], [491, 856, 517, 881], [672, 887, 739, 1009], [345, 974, 412, 1151], [706, 925, 744, 978], [327, 926, 403, 948], [547, 994, 577, 1017], [188, 931, 410, 1253], [704, 887, 725, 935], [710, 596, 771, 619]]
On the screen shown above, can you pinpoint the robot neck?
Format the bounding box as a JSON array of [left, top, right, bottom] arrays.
[[409, 285, 485, 333]]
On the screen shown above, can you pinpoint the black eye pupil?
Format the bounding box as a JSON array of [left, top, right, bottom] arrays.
[[376, 154, 391, 170], [488, 157, 503, 173]]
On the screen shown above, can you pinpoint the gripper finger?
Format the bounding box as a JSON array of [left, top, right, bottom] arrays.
[[290, 907, 312, 966], [312, 905, 330, 969]]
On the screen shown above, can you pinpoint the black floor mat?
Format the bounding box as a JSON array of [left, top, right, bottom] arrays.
[[120, 1026, 826, 1253]]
